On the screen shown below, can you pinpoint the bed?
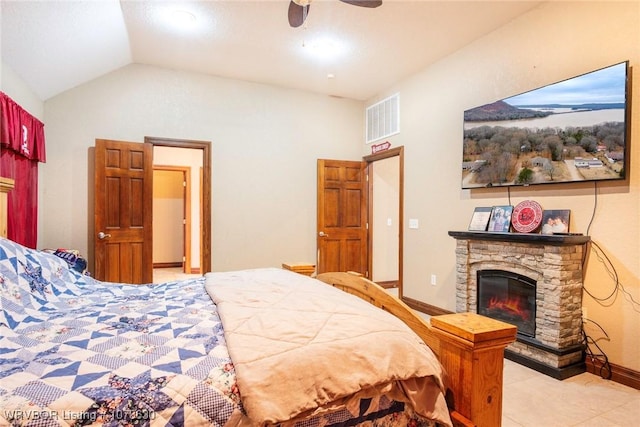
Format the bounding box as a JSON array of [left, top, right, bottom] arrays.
[[0, 235, 516, 427]]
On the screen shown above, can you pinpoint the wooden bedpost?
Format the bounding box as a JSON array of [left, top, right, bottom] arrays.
[[315, 272, 516, 427], [0, 177, 15, 238], [430, 313, 516, 427]]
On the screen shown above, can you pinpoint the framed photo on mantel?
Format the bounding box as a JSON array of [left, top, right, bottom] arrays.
[[541, 210, 571, 234], [468, 207, 493, 231], [487, 205, 513, 233]]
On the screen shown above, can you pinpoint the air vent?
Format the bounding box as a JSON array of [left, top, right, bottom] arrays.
[[366, 93, 400, 144]]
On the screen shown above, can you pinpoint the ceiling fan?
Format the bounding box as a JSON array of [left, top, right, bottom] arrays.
[[288, 0, 382, 28]]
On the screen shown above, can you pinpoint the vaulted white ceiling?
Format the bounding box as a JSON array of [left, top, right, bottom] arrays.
[[1, 0, 541, 101]]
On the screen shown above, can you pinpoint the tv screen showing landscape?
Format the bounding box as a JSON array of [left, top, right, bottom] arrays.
[[462, 61, 629, 189]]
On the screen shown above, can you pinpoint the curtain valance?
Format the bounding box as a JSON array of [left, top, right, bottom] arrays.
[[0, 92, 45, 248], [0, 91, 46, 163]]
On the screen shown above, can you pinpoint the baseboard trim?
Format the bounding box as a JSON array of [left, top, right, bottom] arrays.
[[377, 280, 398, 289], [402, 296, 640, 391], [153, 262, 182, 269], [585, 358, 640, 390]]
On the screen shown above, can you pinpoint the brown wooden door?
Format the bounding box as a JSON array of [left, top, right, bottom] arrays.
[[317, 159, 368, 276], [94, 139, 153, 283]]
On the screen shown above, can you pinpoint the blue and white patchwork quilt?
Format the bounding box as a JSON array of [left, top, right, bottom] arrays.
[[0, 237, 242, 426]]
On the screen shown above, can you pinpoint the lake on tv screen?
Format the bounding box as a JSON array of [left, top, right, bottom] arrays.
[[463, 108, 624, 130]]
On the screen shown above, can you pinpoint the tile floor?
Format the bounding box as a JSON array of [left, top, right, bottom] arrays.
[[154, 268, 640, 426], [153, 267, 202, 283], [502, 359, 639, 426]]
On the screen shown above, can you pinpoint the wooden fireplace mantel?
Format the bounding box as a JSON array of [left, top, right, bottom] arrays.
[[448, 230, 590, 246]]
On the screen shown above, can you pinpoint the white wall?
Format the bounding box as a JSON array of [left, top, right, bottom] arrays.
[[367, 1, 640, 371], [1, 62, 44, 120], [41, 64, 363, 271]]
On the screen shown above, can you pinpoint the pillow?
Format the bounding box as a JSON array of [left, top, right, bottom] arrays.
[[44, 248, 89, 275]]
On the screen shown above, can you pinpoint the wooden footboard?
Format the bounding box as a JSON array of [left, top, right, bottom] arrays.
[[315, 272, 517, 427]]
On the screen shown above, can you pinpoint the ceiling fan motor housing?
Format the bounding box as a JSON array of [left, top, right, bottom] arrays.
[[289, 0, 381, 28]]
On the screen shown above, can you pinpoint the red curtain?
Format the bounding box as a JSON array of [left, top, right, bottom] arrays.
[[0, 92, 46, 248]]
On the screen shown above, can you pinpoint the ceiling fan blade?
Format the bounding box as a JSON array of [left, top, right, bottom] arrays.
[[339, 0, 382, 8], [288, 1, 310, 28]]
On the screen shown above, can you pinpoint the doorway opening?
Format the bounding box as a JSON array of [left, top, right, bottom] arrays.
[[152, 166, 190, 273], [145, 137, 211, 278], [364, 146, 404, 296]]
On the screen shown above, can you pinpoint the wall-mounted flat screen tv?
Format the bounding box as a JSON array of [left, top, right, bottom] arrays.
[[462, 61, 630, 189]]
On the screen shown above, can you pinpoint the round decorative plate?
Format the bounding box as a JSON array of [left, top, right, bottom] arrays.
[[511, 200, 543, 233]]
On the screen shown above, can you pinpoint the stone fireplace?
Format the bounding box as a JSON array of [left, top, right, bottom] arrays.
[[449, 231, 590, 379]]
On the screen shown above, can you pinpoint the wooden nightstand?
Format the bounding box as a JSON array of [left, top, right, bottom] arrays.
[[282, 262, 316, 277]]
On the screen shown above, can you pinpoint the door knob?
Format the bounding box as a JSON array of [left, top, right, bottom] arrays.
[[319, 231, 329, 237], [97, 232, 111, 240]]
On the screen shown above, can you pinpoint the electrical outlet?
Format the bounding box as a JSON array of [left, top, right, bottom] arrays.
[[430, 274, 437, 286]]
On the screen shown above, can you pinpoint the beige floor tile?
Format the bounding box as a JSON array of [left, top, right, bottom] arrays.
[[503, 359, 539, 384], [503, 360, 640, 427], [573, 397, 640, 427], [502, 415, 525, 427], [153, 267, 202, 283], [585, 396, 640, 426]]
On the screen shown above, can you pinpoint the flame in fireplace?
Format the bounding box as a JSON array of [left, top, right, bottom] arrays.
[[487, 295, 531, 321]]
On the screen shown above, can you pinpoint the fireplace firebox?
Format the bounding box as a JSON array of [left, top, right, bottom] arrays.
[[477, 270, 536, 338]]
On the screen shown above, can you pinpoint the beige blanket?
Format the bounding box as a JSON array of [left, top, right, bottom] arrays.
[[205, 268, 452, 427]]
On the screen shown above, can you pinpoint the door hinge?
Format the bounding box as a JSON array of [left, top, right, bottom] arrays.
[[366, 222, 369, 230], [183, 181, 187, 187]]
